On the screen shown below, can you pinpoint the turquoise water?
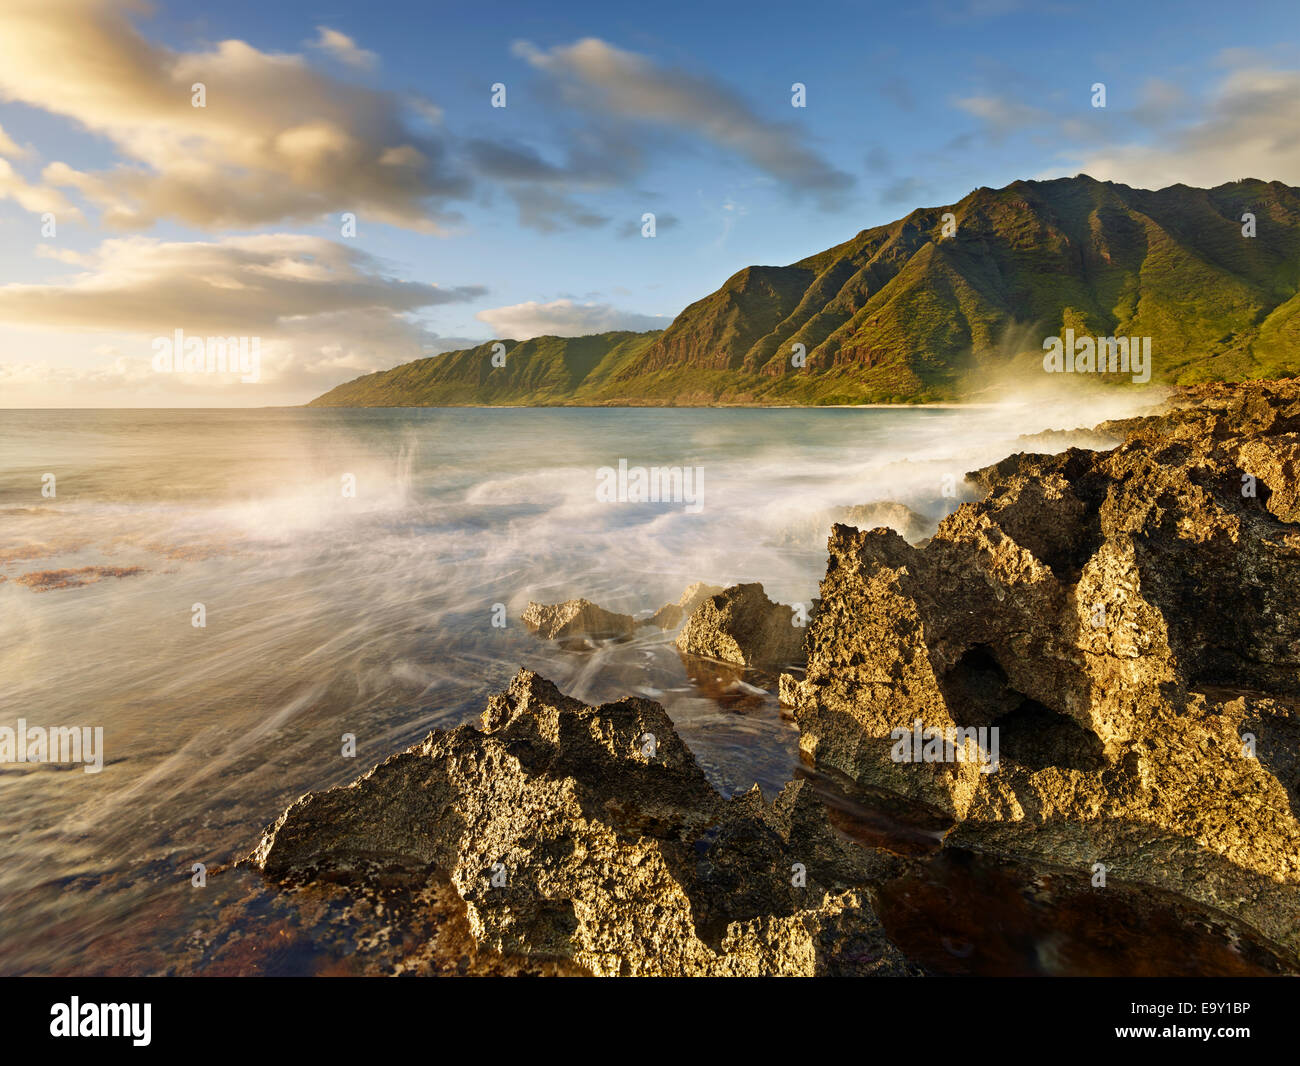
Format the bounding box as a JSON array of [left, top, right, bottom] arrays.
[[0, 402, 1141, 974]]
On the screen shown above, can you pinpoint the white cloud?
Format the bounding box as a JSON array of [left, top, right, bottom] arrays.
[[0, 234, 486, 406], [1076, 64, 1300, 189], [309, 27, 378, 71], [954, 95, 1051, 141], [475, 299, 667, 340], [0, 0, 466, 231], [0, 123, 29, 158], [0, 11, 863, 235], [0, 233, 482, 332], [512, 37, 855, 209], [0, 157, 79, 216], [954, 59, 1300, 190]]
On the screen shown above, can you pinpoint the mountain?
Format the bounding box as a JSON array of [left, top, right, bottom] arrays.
[[309, 175, 1300, 407]]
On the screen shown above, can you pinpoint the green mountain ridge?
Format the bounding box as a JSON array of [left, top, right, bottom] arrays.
[[309, 174, 1300, 407]]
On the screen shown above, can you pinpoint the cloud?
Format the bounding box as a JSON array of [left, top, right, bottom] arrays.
[[464, 139, 614, 230], [878, 78, 916, 113], [864, 146, 892, 174], [475, 299, 668, 340], [507, 187, 611, 232], [0, 314, 432, 407], [0, 234, 486, 405], [1076, 63, 1300, 189], [512, 38, 855, 210], [0, 11, 862, 235], [954, 94, 1052, 142], [0, 123, 28, 158], [0, 157, 80, 216], [880, 176, 930, 206], [616, 212, 678, 238], [0, 0, 468, 231], [309, 27, 378, 71], [951, 58, 1300, 190], [0, 234, 482, 332]]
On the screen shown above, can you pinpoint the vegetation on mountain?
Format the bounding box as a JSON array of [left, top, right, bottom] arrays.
[[310, 176, 1300, 406]]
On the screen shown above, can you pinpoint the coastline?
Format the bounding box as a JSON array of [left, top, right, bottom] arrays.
[[240, 379, 1300, 977]]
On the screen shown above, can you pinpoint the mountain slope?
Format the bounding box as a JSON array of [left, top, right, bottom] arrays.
[[309, 175, 1300, 407]]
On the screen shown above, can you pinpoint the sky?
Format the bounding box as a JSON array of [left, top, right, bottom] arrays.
[[1, 0, 1298, 406]]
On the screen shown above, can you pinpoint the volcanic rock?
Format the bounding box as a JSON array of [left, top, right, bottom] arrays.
[[644, 581, 725, 630], [676, 583, 808, 667], [521, 598, 635, 640], [784, 381, 1300, 959], [251, 670, 918, 976]]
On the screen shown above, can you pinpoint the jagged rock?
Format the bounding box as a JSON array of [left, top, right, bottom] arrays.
[[521, 598, 635, 640], [676, 583, 807, 667], [785, 381, 1300, 961], [644, 582, 725, 630], [250, 670, 918, 976]]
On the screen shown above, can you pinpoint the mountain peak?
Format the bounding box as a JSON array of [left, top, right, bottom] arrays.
[[310, 175, 1300, 408]]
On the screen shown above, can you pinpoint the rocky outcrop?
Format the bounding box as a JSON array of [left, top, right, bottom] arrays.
[[676, 583, 808, 667], [785, 380, 1300, 959], [521, 598, 635, 641], [250, 670, 917, 976], [645, 582, 725, 630], [522, 584, 726, 642], [255, 380, 1300, 974]]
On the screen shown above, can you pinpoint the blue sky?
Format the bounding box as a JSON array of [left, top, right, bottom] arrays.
[[1, 0, 1298, 405]]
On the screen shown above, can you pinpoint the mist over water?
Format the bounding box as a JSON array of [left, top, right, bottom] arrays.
[[0, 399, 1151, 974]]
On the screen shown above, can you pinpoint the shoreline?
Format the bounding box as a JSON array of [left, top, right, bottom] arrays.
[[240, 379, 1300, 977]]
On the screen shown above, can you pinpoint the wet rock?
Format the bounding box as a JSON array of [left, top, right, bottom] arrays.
[[521, 598, 635, 641], [676, 583, 808, 667], [250, 670, 918, 976], [785, 380, 1300, 961], [645, 582, 725, 630]]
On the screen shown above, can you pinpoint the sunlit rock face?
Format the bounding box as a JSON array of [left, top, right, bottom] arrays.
[[250, 383, 1300, 973], [787, 381, 1300, 959], [251, 670, 919, 976], [676, 582, 807, 668]]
